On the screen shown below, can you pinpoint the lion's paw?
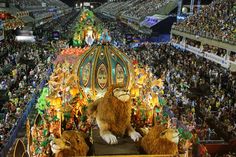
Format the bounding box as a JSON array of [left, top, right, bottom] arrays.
[[130, 131, 142, 142], [102, 133, 118, 144]]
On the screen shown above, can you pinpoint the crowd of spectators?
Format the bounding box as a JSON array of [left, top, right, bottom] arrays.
[[95, 0, 172, 20], [0, 41, 56, 150], [104, 16, 236, 144], [30, 10, 52, 19], [0, 10, 79, 151], [122, 0, 169, 20], [9, 0, 70, 24], [100, 8, 236, 148], [229, 51, 236, 62], [202, 45, 228, 58], [172, 0, 236, 44], [10, 0, 41, 7], [34, 11, 80, 41], [95, 2, 123, 15], [108, 1, 137, 16], [10, 0, 68, 9], [121, 43, 236, 143], [95, 0, 140, 16], [172, 34, 234, 61], [99, 18, 149, 46], [185, 38, 201, 49], [85, 4, 236, 154], [95, 2, 122, 16]]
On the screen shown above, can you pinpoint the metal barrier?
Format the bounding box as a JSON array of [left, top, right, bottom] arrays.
[[0, 65, 53, 157]]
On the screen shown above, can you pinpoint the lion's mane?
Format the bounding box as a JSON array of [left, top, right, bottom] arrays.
[[141, 125, 178, 155], [91, 84, 132, 136], [52, 131, 89, 157]]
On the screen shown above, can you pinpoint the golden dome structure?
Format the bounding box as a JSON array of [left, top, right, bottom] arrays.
[[75, 44, 134, 97]]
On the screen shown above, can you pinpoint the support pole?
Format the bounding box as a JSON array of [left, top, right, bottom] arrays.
[[197, 0, 201, 13], [190, 0, 195, 15], [177, 0, 183, 23]]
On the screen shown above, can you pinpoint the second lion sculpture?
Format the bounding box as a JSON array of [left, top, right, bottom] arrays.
[[89, 84, 142, 144], [50, 130, 89, 157]]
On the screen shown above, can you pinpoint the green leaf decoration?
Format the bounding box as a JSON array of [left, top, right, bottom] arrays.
[[80, 115, 87, 122], [155, 108, 161, 113], [38, 120, 44, 126], [36, 87, 49, 114], [158, 97, 166, 106], [183, 131, 193, 140], [141, 116, 147, 121], [43, 129, 48, 137], [79, 93, 83, 99], [38, 110, 44, 115], [42, 87, 49, 95], [141, 110, 146, 121], [163, 112, 168, 117], [161, 120, 167, 124], [33, 139, 38, 143], [35, 147, 42, 154], [44, 114, 50, 120], [178, 128, 193, 140], [41, 140, 49, 147], [137, 98, 142, 106], [53, 116, 59, 121], [82, 105, 87, 112], [64, 112, 71, 119], [87, 98, 93, 103], [156, 115, 160, 121], [178, 128, 184, 133]]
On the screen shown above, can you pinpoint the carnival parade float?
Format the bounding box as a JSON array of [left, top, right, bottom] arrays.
[[26, 45, 195, 157], [54, 9, 104, 64], [72, 9, 103, 47], [53, 9, 103, 65], [21, 10, 200, 157]]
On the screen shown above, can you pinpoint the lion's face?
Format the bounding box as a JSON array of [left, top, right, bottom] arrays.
[[113, 87, 130, 102], [50, 131, 88, 154], [160, 128, 179, 144], [50, 138, 69, 154]]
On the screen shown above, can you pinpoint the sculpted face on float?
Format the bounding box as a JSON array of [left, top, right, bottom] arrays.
[[50, 131, 89, 156], [160, 128, 179, 144], [113, 87, 130, 102], [50, 138, 68, 154]]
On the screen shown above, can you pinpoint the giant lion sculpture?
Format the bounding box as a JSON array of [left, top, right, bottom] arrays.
[[89, 84, 142, 144]]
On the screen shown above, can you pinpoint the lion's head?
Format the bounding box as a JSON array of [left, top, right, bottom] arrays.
[[160, 128, 179, 144], [141, 125, 179, 155], [50, 130, 89, 156], [105, 84, 130, 102], [144, 125, 179, 144]]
